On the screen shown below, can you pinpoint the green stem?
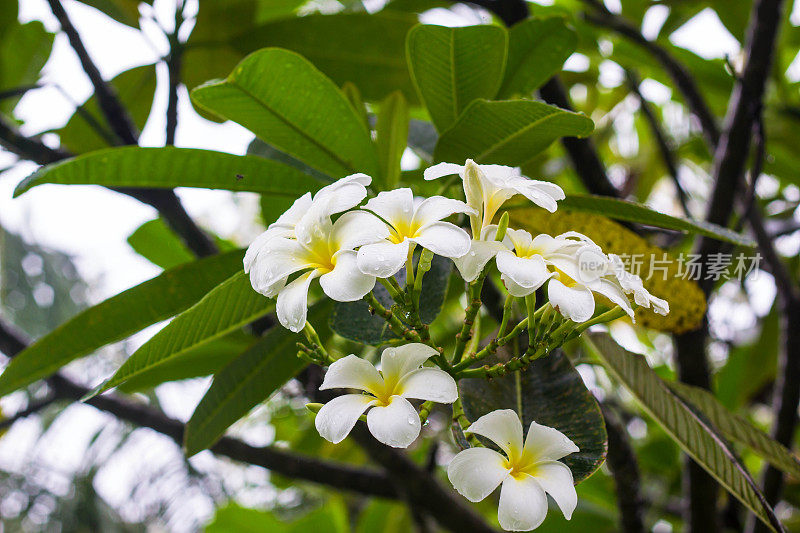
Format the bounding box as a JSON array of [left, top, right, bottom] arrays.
[[525, 293, 536, 348], [413, 248, 434, 311], [499, 293, 514, 337], [573, 306, 628, 334], [453, 317, 529, 374], [378, 277, 404, 304], [405, 243, 416, 290], [452, 278, 485, 365], [452, 398, 480, 447]]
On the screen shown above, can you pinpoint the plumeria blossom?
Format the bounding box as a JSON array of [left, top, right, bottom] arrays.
[[244, 173, 374, 291], [448, 410, 579, 531], [357, 188, 474, 278], [497, 229, 634, 323], [608, 254, 670, 315], [315, 344, 458, 447], [244, 176, 390, 332], [424, 160, 565, 282]]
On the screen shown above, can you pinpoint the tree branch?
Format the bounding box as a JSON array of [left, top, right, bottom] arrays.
[[45, 0, 139, 145], [165, 1, 185, 146], [0, 319, 398, 500], [580, 0, 720, 149], [625, 69, 691, 216], [602, 404, 647, 533]]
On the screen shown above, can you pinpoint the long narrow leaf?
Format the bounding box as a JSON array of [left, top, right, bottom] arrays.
[[670, 381, 800, 480], [585, 333, 784, 532], [14, 147, 324, 198], [0, 250, 245, 397], [91, 271, 274, 396], [184, 301, 332, 456]]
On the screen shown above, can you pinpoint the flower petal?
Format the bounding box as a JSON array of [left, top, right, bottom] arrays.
[[591, 278, 634, 319], [453, 239, 507, 282], [523, 421, 580, 463], [276, 270, 318, 332], [248, 237, 309, 293], [315, 393, 375, 444], [380, 343, 439, 384], [532, 461, 577, 520], [497, 475, 548, 531], [397, 368, 458, 403], [413, 196, 475, 226], [447, 447, 510, 502], [364, 188, 415, 227], [502, 273, 536, 298], [331, 211, 390, 250], [513, 178, 565, 213], [320, 250, 376, 302], [496, 251, 552, 290], [547, 278, 595, 323], [357, 240, 409, 278], [319, 354, 384, 395], [423, 162, 464, 181], [466, 409, 524, 460], [412, 222, 471, 258], [314, 173, 371, 213], [244, 226, 292, 273], [366, 396, 421, 448], [274, 191, 313, 227]]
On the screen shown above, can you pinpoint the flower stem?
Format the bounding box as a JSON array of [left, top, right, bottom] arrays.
[[412, 248, 434, 312], [451, 398, 480, 448], [451, 277, 485, 365], [405, 243, 416, 289], [452, 316, 529, 373], [525, 293, 536, 347], [499, 293, 514, 337]]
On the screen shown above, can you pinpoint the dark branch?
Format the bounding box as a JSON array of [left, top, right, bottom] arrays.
[[0, 319, 398, 500], [0, 115, 70, 164], [603, 404, 647, 533], [580, 0, 720, 149], [625, 70, 691, 216], [0, 395, 59, 431], [165, 1, 185, 146], [538, 78, 622, 198], [45, 0, 139, 145]]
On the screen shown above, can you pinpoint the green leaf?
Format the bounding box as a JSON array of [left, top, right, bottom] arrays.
[[341, 82, 370, 131], [375, 91, 409, 190], [117, 331, 255, 393], [0, 250, 244, 397], [58, 64, 156, 153], [232, 13, 419, 104], [330, 254, 451, 345], [190, 48, 379, 178], [434, 99, 594, 166], [93, 271, 274, 395], [460, 349, 607, 484], [14, 146, 325, 198], [407, 24, 507, 132], [498, 17, 576, 98], [555, 195, 755, 247], [127, 218, 194, 270], [584, 333, 782, 532], [75, 0, 149, 28], [670, 380, 800, 480], [205, 499, 349, 533], [184, 301, 332, 456], [0, 21, 53, 113]]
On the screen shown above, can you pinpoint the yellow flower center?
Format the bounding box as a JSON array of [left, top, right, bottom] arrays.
[[302, 238, 337, 274], [388, 219, 421, 244], [552, 266, 579, 287]]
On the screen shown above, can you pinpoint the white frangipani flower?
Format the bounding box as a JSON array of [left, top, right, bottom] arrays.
[[448, 410, 579, 531], [315, 344, 458, 448], [245, 177, 389, 332], [244, 173, 373, 290], [497, 230, 633, 323], [424, 160, 564, 282], [357, 188, 474, 278], [608, 254, 670, 316]]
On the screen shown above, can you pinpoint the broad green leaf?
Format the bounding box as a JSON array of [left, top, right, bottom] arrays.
[[184, 301, 332, 456], [375, 91, 409, 189], [460, 349, 607, 484], [330, 254, 451, 345], [407, 24, 507, 131], [117, 331, 255, 393], [341, 82, 370, 131], [76, 0, 148, 28], [127, 218, 194, 270], [58, 65, 156, 154], [14, 146, 325, 198], [233, 13, 419, 104], [191, 48, 379, 178], [205, 499, 349, 533], [434, 99, 594, 166], [498, 17, 576, 98], [669, 380, 800, 480], [356, 501, 414, 533], [585, 333, 782, 532], [553, 195, 755, 247], [0, 250, 244, 397], [94, 271, 274, 394], [0, 21, 53, 113]]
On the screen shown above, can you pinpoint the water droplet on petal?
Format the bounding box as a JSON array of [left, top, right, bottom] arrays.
[[377, 254, 385, 261], [407, 417, 416, 425], [469, 251, 476, 257]]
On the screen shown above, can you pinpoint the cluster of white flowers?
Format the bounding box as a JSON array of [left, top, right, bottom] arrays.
[[245, 159, 668, 333], [244, 159, 670, 531]]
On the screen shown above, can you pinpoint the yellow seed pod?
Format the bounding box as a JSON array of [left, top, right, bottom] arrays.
[[509, 208, 706, 333]]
